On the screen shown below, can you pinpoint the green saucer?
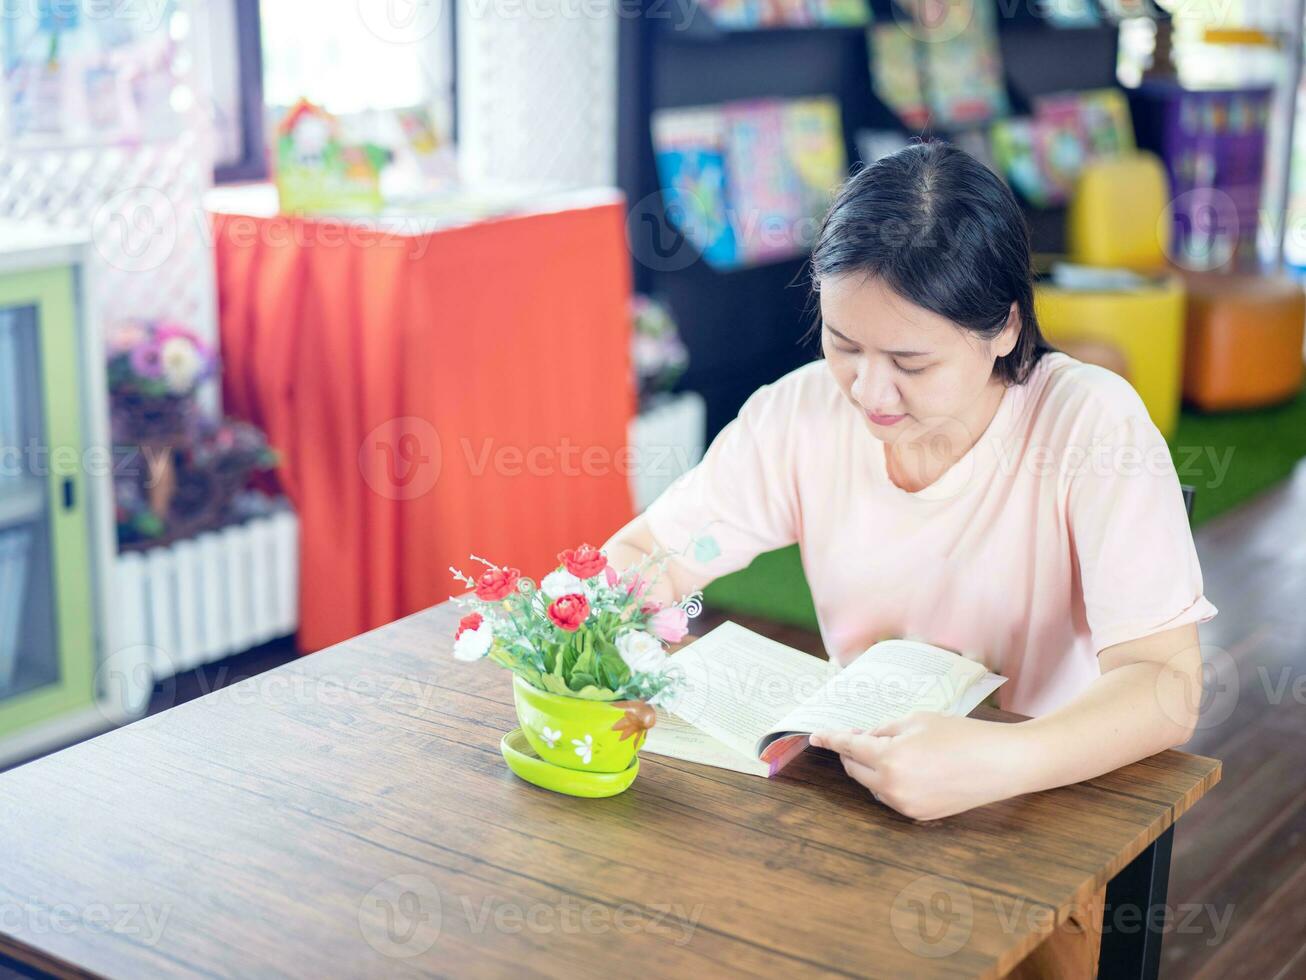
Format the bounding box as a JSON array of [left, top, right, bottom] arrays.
[[500, 728, 639, 798]]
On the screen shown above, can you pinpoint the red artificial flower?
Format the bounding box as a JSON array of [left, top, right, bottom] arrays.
[[547, 593, 590, 631], [558, 543, 608, 579], [474, 566, 521, 601], [455, 612, 483, 639]]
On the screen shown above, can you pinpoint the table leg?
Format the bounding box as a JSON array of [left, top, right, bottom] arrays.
[[1097, 825, 1175, 980]]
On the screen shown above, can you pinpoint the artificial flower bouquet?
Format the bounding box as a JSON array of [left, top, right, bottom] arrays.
[[107, 319, 216, 443], [108, 318, 216, 400], [449, 543, 703, 790], [631, 294, 689, 411]]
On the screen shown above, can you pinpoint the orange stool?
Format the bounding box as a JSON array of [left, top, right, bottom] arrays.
[[1180, 272, 1305, 410]]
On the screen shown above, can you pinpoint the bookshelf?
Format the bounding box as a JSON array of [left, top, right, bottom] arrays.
[[617, 0, 1123, 438]]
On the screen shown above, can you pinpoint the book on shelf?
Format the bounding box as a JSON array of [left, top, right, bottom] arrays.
[[652, 106, 741, 270], [643, 622, 1006, 777], [652, 96, 847, 270]]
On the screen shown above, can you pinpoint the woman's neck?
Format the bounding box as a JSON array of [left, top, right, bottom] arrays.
[[885, 379, 1009, 493]]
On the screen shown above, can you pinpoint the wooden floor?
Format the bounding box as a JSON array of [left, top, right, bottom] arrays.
[[10, 462, 1304, 979]]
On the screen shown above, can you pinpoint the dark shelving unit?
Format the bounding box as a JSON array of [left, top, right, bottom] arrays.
[[617, 0, 1123, 439]]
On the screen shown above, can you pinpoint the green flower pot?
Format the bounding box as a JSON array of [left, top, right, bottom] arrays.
[[511, 675, 651, 775]]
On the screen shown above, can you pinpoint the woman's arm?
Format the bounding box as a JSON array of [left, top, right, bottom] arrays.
[[1014, 622, 1203, 783], [601, 513, 710, 608], [811, 623, 1204, 821]]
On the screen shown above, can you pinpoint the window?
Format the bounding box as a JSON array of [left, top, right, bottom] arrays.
[[203, 0, 453, 184]]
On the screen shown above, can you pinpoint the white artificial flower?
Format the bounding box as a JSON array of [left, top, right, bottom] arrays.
[[541, 568, 594, 601], [572, 734, 593, 764], [540, 726, 561, 748], [159, 337, 203, 394], [615, 630, 667, 675], [452, 624, 493, 661]]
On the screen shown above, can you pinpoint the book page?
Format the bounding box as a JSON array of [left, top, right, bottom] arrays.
[[641, 708, 771, 777], [657, 622, 836, 759], [764, 640, 989, 745]]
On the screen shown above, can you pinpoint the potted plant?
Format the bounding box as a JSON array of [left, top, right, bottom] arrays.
[[448, 543, 702, 796], [107, 319, 218, 529], [628, 296, 706, 512]]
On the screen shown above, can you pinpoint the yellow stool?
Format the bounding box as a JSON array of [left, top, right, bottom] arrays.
[[1067, 154, 1172, 273], [1035, 151, 1186, 437], [1035, 280, 1186, 438]]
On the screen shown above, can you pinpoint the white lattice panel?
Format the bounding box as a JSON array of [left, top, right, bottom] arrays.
[[457, 0, 618, 187], [0, 130, 218, 358]]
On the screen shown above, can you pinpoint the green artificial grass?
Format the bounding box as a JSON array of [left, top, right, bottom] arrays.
[[703, 386, 1306, 631]]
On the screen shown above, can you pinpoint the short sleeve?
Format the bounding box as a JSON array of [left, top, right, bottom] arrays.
[[644, 381, 800, 584], [1065, 406, 1217, 654]]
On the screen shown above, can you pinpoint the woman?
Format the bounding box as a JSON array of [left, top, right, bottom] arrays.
[[603, 142, 1216, 820]]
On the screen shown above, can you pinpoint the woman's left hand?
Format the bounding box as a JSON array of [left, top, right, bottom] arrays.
[[810, 712, 1031, 821]]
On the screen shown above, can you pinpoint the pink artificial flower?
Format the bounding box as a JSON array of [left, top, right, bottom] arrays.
[[130, 342, 164, 379], [649, 606, 688, 643], [109, 320, 148, 354], [625, 573, 649, 599], [154, 321, 203, 346], [603, 565, 620, 588]]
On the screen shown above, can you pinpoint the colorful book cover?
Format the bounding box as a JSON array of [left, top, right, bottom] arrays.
[[772, 0, 814, 26], [869, 25, 930, 130], [699, 0, 761, 29], [917, 0, 1009, 128], [1032, 97, 1090, 204], [723, 100, 807, 263], [1074, 88, 1136, 157], [782, 96, 848, 226], [652, 107, 740, 270], [807, 0, 869, 25], [990, 117, 1055, 207]]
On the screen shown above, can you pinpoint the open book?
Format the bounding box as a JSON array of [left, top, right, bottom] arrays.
[[643, 622, 1006, 777]]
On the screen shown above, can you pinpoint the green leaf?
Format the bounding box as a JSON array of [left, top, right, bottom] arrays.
[[572, 644, 597, 686], [596, 645, 631, 691], [569, 670, 599, 690], [570, 684, 622, 701], [537, 673, 574, 697]]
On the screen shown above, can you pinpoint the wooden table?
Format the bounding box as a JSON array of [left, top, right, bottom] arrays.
[[0, 601, 1219, 978]]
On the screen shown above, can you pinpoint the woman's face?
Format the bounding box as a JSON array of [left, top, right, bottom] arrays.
[[819, 273, 1018, 449]]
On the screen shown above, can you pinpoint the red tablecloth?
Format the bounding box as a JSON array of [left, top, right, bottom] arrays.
[[212, 201, 636, 651]]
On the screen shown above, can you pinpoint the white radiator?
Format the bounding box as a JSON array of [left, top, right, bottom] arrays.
[[628, 392, 707, 513], [107, 511, 299, 718]]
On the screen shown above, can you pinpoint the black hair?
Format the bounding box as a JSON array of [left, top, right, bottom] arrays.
[[807, 141, 1052, 385]]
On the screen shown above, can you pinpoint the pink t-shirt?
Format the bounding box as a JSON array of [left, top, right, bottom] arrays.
[[646, 352, 1217, 717]]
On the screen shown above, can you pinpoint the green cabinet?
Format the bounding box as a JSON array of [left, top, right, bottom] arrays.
[[0, 228, 104, 748]]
